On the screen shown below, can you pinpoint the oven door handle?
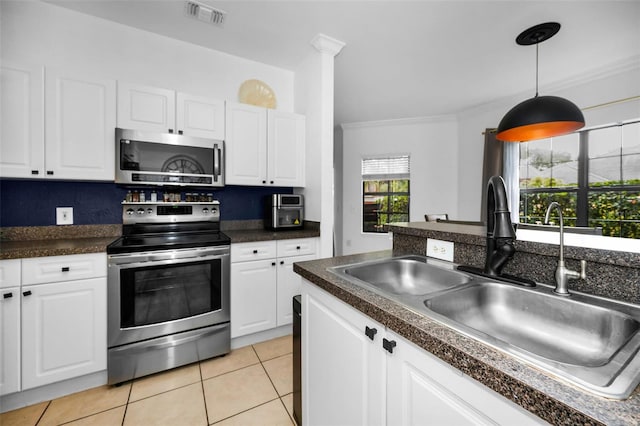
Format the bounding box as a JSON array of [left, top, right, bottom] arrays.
[[109, 248, 229, 266]]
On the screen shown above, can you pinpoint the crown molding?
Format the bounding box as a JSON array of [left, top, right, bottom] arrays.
[[341, 114, 457, 130], [310, 33, 346, 57]]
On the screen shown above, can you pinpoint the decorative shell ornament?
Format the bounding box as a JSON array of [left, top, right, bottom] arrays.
[[238, 79, 277, 109]]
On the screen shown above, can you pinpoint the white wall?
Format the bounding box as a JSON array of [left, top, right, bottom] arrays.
[[340, 117, 458, 255], [0, 1, 295, 111], [455, 59, 640, 221]]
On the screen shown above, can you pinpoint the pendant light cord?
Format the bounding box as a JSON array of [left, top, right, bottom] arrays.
[[535, 42, 539, 97]]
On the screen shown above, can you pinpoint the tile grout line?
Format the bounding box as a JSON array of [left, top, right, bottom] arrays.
[[198, 361, 211, 426], [34, 400, 51, 426], [122, 381, 133, 426]]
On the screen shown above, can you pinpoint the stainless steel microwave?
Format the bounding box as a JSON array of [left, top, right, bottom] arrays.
[[115, 128, 224, 187]]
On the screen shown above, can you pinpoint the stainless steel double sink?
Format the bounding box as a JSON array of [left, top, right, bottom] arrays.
[[328, 255, 640, 399]]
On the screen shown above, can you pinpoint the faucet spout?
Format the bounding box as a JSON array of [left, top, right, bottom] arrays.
[[484, 176, 516, 276], [544, 201, 587, 295]]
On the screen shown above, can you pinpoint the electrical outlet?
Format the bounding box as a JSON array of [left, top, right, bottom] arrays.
[[56, 207, 74, 225], [426, 238, 454, 262]]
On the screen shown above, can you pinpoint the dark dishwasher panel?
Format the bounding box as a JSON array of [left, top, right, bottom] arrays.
[[293, 295, 302, 425]]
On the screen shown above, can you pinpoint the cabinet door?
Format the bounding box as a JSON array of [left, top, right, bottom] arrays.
[[302, 280, 386, 426], [225, 102, 267, 185], [21, 278, 107, 390], [45, 70, 116, 180], [176, 93, 225, 139], [0, 286, 20, 395], [230, 259, 277, 338], [117, 82, 175, 133], [268, 111, 305, 187], [386, 330, 545, 426], [276, 253, 316, 326], [0, 63, 45, 178]]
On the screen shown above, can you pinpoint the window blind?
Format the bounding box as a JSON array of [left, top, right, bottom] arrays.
[[361, 155, 410, 180]]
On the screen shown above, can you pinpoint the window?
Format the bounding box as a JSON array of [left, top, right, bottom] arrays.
[[362, 156, 410, 233], [519, 120, 640, 239]]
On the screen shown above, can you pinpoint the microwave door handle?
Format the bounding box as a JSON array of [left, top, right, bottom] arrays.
[[213, 145, 221, 181]]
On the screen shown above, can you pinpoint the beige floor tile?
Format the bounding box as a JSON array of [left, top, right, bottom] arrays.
[[263, 353, 293, 396], [64, 406, 126, 426], [0, 401, 48, 426], [203, 363, 278, 424], [212, 399, 293, 426], [124, 382, 207, 426], [38, 384, 131, 426], [200, 345, 260, 380], [129, 363, 201, 402], [253, 335, 292, 361], [281, 393, 294, 421]]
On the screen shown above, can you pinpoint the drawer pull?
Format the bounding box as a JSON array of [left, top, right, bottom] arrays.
[[47, 170, 54, 175], [61, 266, 70, 272], [296, 246, 301, 250], [23, 290, 32, 297], [253, 250, 258, 254], [365, 326, 377, 341], [280, 260, 284, 265], [31, 170, 39, 175], [3, 292, 13, 299], [383, 338, 397, 354], [271, 262, 276, 266]]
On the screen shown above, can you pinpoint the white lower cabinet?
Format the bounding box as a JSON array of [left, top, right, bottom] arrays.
[[302, 280, 547, 426], [231, 238, 318, 338], [0, 254, 107, 396], [21, 277, 107, 390]]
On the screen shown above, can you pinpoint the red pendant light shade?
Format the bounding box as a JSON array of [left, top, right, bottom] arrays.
[[497, 95, 585, 142], [496, 22, 585, 142]]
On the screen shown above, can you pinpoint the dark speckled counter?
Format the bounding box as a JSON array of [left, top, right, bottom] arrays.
[[294, 251, 640, 426], [0, 225, 121, 259], [223, 221, 320, 243]]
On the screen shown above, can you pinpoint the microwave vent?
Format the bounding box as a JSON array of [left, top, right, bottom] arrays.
[[184, 1, 226, 26]]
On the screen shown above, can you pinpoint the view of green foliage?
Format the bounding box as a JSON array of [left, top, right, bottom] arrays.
[[520, 177, 640, 239], [363, 179, 410, 233]]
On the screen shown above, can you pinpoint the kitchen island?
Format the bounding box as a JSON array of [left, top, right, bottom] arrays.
[[294, 225, 640, 425]]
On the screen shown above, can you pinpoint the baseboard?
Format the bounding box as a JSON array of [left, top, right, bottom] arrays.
[[231, 324, 292, 349], [0, 370, 108, 414]]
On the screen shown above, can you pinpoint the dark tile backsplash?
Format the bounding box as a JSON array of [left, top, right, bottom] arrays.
[[0, 179, 293, 227]]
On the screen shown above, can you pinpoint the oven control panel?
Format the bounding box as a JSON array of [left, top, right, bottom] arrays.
[[122, 202, 220, 225]]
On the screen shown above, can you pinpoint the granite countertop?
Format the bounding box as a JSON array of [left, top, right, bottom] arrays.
[[0, 237, 118, 260], [294, 251, 640, 426], [224, 226, 320, 243]]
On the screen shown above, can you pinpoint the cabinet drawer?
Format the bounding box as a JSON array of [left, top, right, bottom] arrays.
[[22, 253, 107, 285], [231, 241, 277, 263], [277, 238, 317, 257], [0, 259, 21, 289]]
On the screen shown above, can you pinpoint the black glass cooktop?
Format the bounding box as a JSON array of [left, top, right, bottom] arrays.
[[107, 231, 230, 254]]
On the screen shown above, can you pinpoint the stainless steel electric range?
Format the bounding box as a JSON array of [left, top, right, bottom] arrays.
[[106, 201, 230, 385]]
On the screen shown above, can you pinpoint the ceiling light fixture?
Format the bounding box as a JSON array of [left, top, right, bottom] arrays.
[[496, 22, 585, 142]]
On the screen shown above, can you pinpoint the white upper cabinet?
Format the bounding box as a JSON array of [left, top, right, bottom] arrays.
[[117, 83, 175, 133], [45, 69, 116, 180], [268, 110, 305, 187], [226, 102, 305, 187], [225, 102, 268, 185], [176, 93, 225, 140], [118, 83, 225, 139], [0, 63, 45, 178], [0, 65, 116, 181]]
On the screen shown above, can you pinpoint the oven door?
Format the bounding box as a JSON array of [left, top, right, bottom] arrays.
[[107, 246, 230, 348]]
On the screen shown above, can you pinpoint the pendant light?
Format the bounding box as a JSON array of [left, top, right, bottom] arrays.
[[496, 22, 585, 142]]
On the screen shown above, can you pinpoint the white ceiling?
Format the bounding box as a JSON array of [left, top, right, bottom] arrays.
[[45, 0, 640, 126]]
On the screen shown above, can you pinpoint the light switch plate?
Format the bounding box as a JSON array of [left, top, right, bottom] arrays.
[[426, 238, 454, 262], [56, 207, 74, 225]]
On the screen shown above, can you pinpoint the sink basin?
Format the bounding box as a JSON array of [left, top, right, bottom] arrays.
[[424, 281, 640, 398], [330, 256, 471, 296], [328, 255, 640, 399], [425, 282, 639, 367]]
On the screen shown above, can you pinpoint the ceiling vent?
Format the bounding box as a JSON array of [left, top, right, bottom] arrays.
[[184, 1, 226, 26]]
